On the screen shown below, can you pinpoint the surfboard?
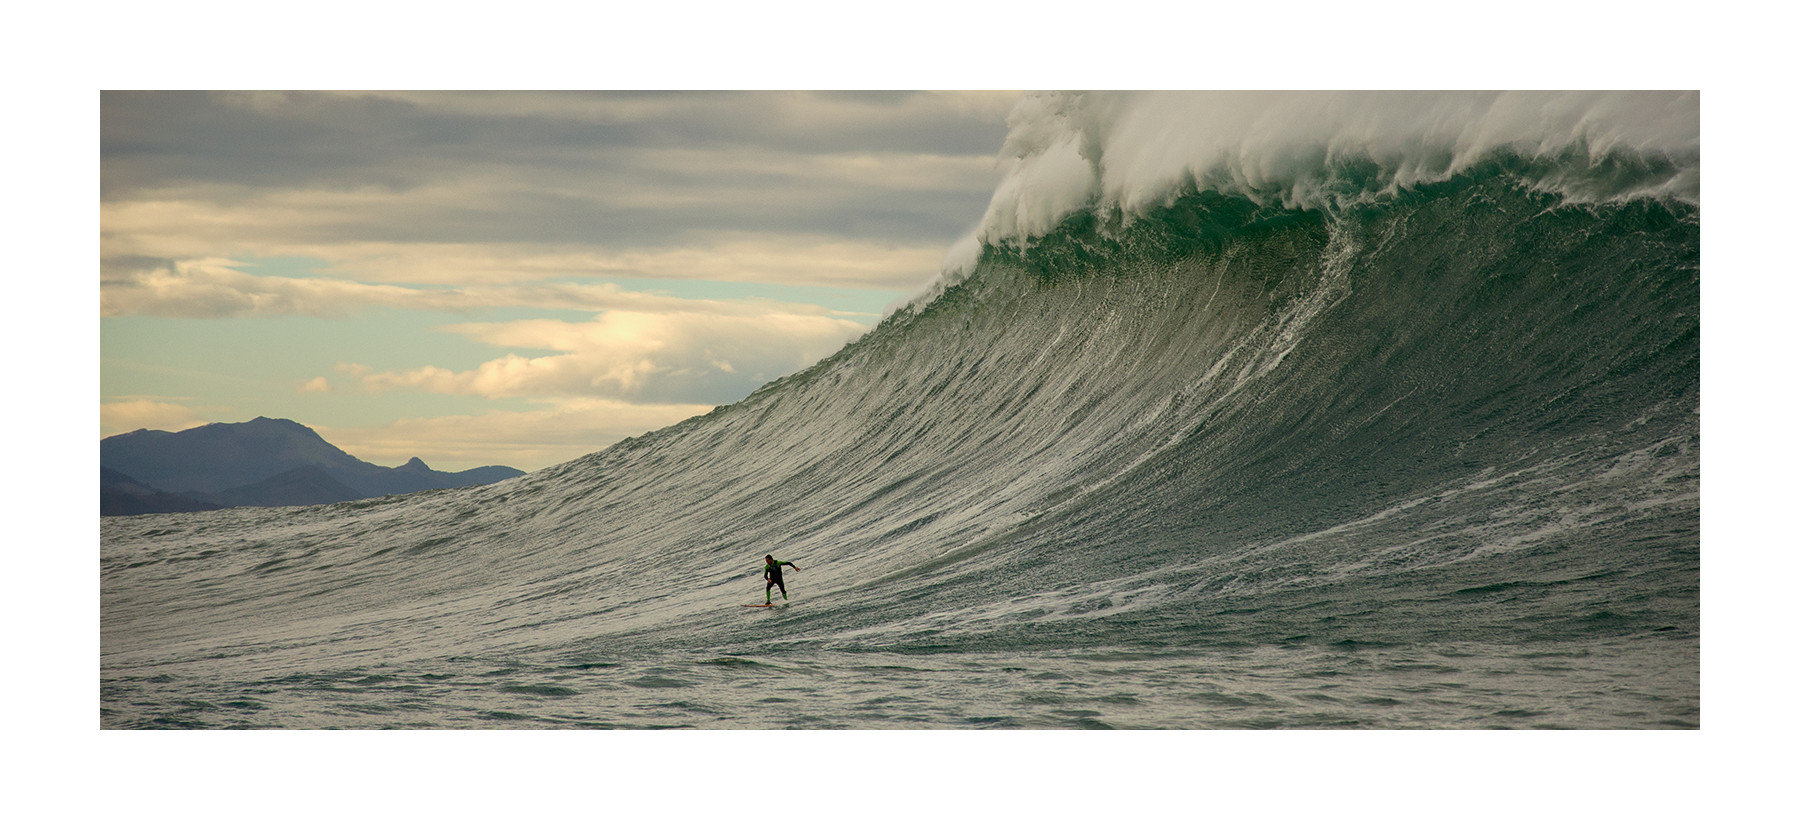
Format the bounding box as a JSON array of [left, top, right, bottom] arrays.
[[741, 603, 775, 608]]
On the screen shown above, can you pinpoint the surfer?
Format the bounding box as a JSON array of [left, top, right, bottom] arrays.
[[763, 554, 799, 604]]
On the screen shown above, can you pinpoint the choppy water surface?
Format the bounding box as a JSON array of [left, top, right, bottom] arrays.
[[102, 635, 1696, 729]]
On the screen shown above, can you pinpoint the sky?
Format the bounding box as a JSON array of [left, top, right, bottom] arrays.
[[101, 91, 1017, 471]]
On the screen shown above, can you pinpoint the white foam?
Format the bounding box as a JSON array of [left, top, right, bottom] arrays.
[[909, 91, 1699, 305]]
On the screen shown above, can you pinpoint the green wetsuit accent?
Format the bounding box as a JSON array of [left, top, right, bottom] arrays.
[[764, 560, 795, 602]]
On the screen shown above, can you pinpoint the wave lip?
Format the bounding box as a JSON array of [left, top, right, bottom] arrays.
[[962, 91, 1698, 260]]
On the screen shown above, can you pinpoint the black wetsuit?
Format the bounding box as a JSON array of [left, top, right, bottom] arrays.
[[764, 560, 796, 601]]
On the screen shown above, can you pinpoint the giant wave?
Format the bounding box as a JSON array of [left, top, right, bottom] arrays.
[[101, 91, 1699, 729]]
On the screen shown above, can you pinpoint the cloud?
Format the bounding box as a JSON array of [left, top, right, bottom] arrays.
[[353, 309, 867, 405], [101, 91, 1011, 265], [100, 252, 910, 319], [318, 397, 717, 472], [99, 170, 986, 288], [101, 257, 429, 319], [94, 91, 1016, 472], [101, 399, 209, 437], [597, 232, 947, 290], [185, 90, 1017, 170]]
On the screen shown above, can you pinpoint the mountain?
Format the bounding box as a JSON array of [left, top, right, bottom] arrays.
[[100, 417, 525, 514], [199, 465, 366, 509], [100, 467, 222, 516], [102, 417, 366, 493]]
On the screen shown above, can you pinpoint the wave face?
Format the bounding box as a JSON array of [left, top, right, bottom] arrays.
[[100, 93, 1699, 729]]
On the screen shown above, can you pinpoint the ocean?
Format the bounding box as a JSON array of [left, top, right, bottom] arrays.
[[100, 92, 1699, 731]]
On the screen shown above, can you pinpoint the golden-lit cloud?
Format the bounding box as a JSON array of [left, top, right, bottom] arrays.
[[317, 397, 717, 472], [352, 309, 867, 404], [101, 257, 430, 319], [98, 240, 939, 299], [100, 255, 896, 320]]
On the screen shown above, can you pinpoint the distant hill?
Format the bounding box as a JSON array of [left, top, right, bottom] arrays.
[[101, 417, 525, 515], [101, 467, 223, 516], [199, 465, 367, 509]]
